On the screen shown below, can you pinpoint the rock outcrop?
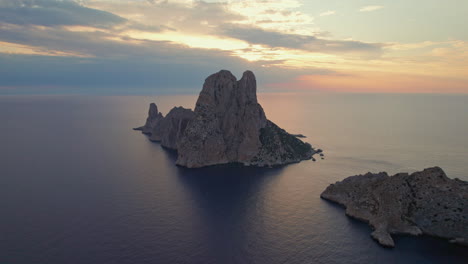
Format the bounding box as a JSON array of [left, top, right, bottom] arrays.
[[133, 103, 163, 134], [321, 167, 468, 247], [149, 106, 195, 150], [134, 70, 317, 168]]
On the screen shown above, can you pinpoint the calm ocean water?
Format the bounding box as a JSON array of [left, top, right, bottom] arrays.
[[1, 93, 467, 264]]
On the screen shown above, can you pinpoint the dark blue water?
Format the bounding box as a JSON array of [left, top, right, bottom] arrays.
[[1, 94, 467, 263]]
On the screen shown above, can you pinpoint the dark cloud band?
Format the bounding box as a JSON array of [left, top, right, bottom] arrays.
[[0, 0, 125, 28]]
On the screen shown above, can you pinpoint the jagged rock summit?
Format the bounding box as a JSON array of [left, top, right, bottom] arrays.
[[321, 167, 468, 248], [138, 103, 163, 135], [134, 70, 317, 168]]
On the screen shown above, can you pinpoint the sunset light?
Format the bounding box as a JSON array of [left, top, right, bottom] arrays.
[[1, 0, 467, 93]]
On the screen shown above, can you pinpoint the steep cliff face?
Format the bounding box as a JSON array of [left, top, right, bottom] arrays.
[[176, 70, 268, 167], [149, 107, 195, 150], [321, 167, 468, 248], [135, 70, 317, 168]]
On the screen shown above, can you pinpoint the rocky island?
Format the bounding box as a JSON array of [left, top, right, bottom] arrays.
[[321, 167, 467, 248], [134, 70, 317, 168]]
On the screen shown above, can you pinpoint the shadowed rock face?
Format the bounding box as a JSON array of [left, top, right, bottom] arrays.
[[252, 121, 313, 166], [321, 167, 468, 248], [149, 107, 195, 150], [135, 70, 317, 168]]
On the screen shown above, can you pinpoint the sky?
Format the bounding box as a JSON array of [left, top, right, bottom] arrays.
[[0, 0, 467, 94]]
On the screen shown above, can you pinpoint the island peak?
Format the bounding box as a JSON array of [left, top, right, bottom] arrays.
[[135, 70, 319, 168]]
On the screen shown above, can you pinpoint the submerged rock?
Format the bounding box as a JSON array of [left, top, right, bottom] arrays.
[[321, 167, 468, 248], [134, 70, 318, 168]]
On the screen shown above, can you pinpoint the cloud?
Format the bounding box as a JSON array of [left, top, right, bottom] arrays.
[[0, 21, 330, 93], [0, 0, 380, 94], [319, 11, 336, 17], [0, 51, 331, 94], [0, 40, 89, 57], [1, 0, 464, 94], [219, 24, 383, 55], [0, 0, 126, 28], [218, 0, 315, 34], [0, 54, 240, 92], [85, 0, 245, 35], [386, 41, 438, 51], [359, 5, 384, 12]]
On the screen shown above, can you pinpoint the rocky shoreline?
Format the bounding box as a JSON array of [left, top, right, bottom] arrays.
[[321, 167, 468, 248], [135, 70, 318, 168]]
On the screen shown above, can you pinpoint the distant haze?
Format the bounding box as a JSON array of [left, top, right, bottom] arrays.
[[0, 0, 467, 94]]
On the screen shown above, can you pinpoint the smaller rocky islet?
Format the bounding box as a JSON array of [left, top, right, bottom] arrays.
[[134, 70, 318, 168], [321, 167, 468, 248]]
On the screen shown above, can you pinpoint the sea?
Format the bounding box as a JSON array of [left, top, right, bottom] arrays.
[[1, 93, 467, 263]]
